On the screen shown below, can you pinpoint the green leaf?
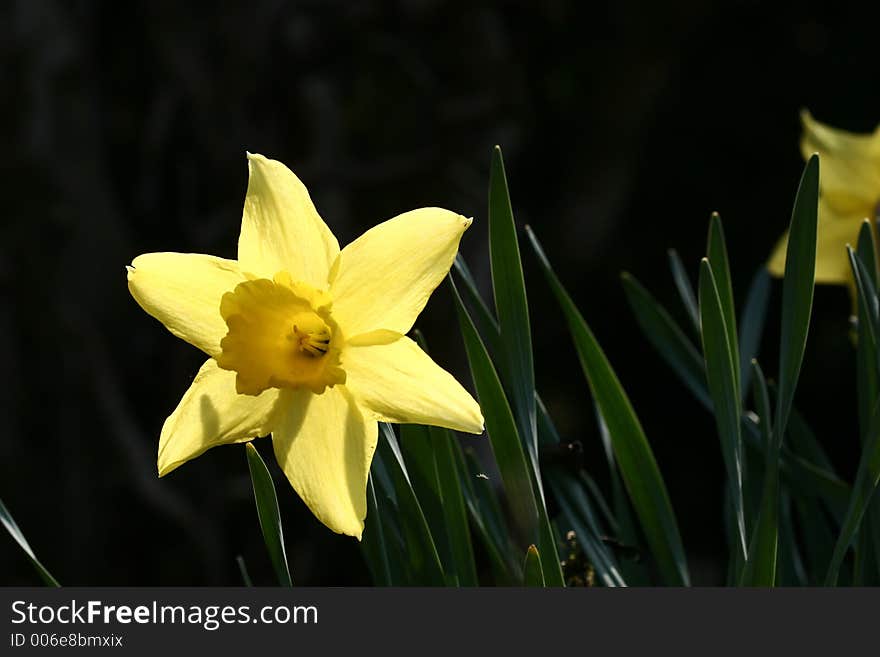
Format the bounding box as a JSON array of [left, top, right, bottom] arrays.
[[432, 426, 480, 586], [245, 443, 292, 587], [361, 473, 394, 586], [0, 497, 60, 587], [451, 277, 564, 584], [627, 269, 847, 513], [856, 221, 880, 439], [537, 396, 627, 587], [406, 331, 479, 586], [456, 447, 518, 583], [774, 154, 819, 442], [453, 254, 504, 360], [826, 399, 880, 585], [777, 491, 808, 586], [740, 360, 778, 585], [595, 403, 651, 585], [706, 213, 741, 396], [738, 269, 771, 400], [488, 146, 540, 491], [622, 272, 710, 408], [668, 248, 701, 334], [236, 555, 253, 586], [698, 258, 746, 559], [523, 545, 546, 586], [855, 221, 880, 584], [379, 424, 446, 586], [527, 226, 689, 586]]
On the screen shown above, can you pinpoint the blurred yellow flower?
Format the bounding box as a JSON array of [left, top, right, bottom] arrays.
[[127, 153, 484, 538], [768, 111, 880, 285]]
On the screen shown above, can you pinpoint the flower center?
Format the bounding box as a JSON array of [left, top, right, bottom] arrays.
[[216, 271, 346, 396]]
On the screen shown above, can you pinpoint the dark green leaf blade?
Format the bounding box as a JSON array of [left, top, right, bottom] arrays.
[[245, 443, 292, 587], [740, 360, 779, 585], [738, 269, 771, 400], [668, 248, 701, 334], [622, 271, 711, 408], [451, 277, 564, 584], [361, 473, 394, 586], [488, 146, 540, 489], [707, 213, 741, 396], [774, 154, 819, 442], [0, 497, 60, 587], [523, 545, 546, 586], [379, 424, 446, 586], [432, 426, 480, 586], [527, 226, 689, 586], [236, 555, 253, 587], [826, 399, 880, 585], [856, 220, 880, 438], [698, 258, 747, 559]]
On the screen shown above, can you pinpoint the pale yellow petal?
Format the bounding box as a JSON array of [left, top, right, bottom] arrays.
[[272, 387, 378, 539], [767, 200, 863, 284], [343, 334, 484, 434], [800, 110, 880, 215], [127, 252, 244, 357], [237, 153, 340, 287], [330, 208, 472, 337], [158, 359, 282, 476]]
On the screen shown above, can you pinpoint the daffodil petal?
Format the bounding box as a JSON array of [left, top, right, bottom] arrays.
[[800, 110, 880, 215], [158, 359, 282, 476], [767, 200, 862, 284], [238, 153, 340, 287], [127, 252, 245, 357], [330, 208, 472, 337], [272, 387, 377, 539], [344, 334, 484, 434]]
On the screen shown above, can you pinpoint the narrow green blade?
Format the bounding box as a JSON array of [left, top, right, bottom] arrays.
[[856, 221, 880, 438], [488, 146, 540, 491], [537, 397, 627, 586], [738, 269, 771, 400], [622, 271, 711, 408], [453, 254, 504, 360], [707, 213, 741, 396], [245, 443, 292, 587], [379, 424, 446, 585], [855, 221, 880, 584], [452, 278, 538, 540], [774, 154, 819, 442], [595, 402, 651, 585], [236, 555, 253, 586], [361, 473, 394, 586], [407, 331, 479, 586], [451, 278, 564, 584], [740, 360, 779, 586], [0, 497, 60, 587], [626, 265, 848, 515], [527, 226, 689, 586], [668, 248, 701, 334], [698, 259, 747, 559], [432, 426, 480, 586], [523, 545, 546, 586], [456, 447, 518, 584], [826, 399, 880, 584]]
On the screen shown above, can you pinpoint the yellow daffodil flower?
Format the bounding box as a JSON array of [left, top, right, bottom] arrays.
[[127, 153, 484, 539], [768, 110, 880, 285]]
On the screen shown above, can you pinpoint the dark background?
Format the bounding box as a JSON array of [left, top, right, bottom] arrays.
[[2, 0, 876, 586]]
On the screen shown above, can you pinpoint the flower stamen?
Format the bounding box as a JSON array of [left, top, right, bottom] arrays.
[[295, 323, 331, 356]]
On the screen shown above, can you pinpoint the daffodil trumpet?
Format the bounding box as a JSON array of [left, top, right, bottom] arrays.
[[128, 153, 484, 539]]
